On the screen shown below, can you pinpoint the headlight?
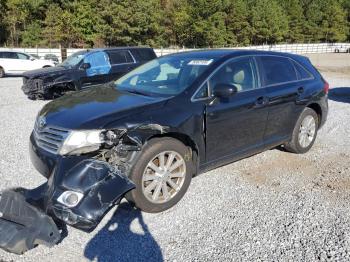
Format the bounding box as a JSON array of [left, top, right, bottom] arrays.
[[59, 130, 104, 155]]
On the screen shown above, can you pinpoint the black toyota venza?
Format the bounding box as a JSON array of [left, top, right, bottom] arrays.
[[1, 50, 329, 254]]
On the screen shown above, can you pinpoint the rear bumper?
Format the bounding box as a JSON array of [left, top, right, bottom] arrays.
[[319, 96, 328, 129]]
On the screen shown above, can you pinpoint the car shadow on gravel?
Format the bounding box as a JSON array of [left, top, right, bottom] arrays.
[[328, 87, 350, 103], [84, 202, 163, 262]]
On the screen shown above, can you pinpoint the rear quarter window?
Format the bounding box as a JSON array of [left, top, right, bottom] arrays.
[[259, 56, 297, 86], [108, 50, 134, 64], [292, 60, 314, 80]]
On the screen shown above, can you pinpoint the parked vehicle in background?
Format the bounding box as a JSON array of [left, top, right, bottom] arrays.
[[44, 53, 59, 64], [21, 47, 157, 100], [0, 51, 56, 78], [334, 45, 350, 53]]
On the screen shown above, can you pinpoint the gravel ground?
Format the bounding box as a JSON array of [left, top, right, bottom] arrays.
[[0, 54, 350, 261]]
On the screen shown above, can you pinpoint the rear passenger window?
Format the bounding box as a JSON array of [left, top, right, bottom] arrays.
[[292, 60, 313, 80], [2, 52, 17, 59], [131, 49, 156, 61], [108, 51, 134, 64], [259, 56, 297, 86]]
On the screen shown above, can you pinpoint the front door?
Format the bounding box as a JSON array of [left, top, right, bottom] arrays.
[[16, 53, 34, 72], [80, 51, 112, 88], [205, 56, 269, 162]]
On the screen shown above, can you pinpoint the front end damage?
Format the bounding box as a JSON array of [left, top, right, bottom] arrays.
[[22, 75, 75, 100], [0, 159, 135, 254], [0, 119, 172, 255]]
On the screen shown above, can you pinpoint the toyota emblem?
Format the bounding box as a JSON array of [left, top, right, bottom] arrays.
[[38, 116, 46, 128]]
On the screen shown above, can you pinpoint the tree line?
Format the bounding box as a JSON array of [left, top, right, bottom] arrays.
[[0, 0, 349, 48]]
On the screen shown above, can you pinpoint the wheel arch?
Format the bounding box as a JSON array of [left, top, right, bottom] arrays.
[[146, 132, 200, 175], [306, 102, 322, 127]]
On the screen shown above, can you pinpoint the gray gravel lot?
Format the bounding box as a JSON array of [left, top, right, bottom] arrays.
[[1, 54, 350, 261]]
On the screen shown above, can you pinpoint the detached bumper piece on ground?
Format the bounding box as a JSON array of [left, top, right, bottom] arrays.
[[0, 160, 135, 255], [0, 190, 60, 254]]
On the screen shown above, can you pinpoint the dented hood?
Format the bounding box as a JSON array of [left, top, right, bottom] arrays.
[[22, 66, 70, 79], [39, 84, 168, 129]]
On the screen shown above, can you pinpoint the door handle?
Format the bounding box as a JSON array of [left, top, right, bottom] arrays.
[[254, 96, 269, 108], [298, 87, 304, 94]]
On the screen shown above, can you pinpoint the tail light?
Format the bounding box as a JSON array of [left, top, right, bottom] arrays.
[[323, 81, 329, 94]]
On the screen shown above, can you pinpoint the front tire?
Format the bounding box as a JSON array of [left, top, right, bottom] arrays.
[[284, 108, 318, 154], [126, 137, 194, 213], [0, 67, 4, 78]]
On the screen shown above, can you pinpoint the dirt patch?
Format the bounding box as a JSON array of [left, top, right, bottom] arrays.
[[316, 66, 350, 76]]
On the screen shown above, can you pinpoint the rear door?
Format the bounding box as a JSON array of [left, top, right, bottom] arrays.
[[205, 56, 269, 162], [0, 52, 19, 73], [256, 55, 304, 146], [107, 50, 137, 81]]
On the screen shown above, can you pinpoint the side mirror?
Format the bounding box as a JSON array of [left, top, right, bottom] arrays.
[[81, 62, 91, 70], [213, 83, 237, 98]]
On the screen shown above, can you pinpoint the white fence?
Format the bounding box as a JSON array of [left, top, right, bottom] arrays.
[[0, 43, 349, 62]]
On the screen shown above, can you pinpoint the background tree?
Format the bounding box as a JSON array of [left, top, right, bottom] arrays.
[[0, 0, 349, 48], [250, 0, 289, 44], [225, 0, 252, 46], [279, 0, 305, 43], [0, 0, 7, 45]]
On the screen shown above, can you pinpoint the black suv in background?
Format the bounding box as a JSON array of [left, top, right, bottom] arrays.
[[22, 47, 157, 100]]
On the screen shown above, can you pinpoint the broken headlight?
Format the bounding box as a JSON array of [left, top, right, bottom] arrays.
[[59, 130, 105, 155]]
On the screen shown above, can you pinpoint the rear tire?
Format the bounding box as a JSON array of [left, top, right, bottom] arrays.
[[284, 108, 319, 154], [0, 67, 4, 78], [126, 137, 194, 213]]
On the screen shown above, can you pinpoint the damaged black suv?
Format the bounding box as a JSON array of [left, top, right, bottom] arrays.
[[0, 50, 329, 254], [21, 47, 156, 100]]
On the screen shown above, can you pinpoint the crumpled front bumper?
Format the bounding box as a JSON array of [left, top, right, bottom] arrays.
[[0, 158, 135, 254], [22, 78, 46, 99]]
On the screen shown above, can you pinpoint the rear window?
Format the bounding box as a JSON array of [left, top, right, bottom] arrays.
[[259, 56, 297, 86], [108, 50, 134, 64], [292, 60, 313, 80]]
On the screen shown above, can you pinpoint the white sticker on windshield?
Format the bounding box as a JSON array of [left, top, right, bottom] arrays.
[[188, 59, 213, 66]]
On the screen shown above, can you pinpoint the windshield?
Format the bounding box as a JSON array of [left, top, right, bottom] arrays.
[[115, 55, 217, 96], [60, 51, 87, 68]]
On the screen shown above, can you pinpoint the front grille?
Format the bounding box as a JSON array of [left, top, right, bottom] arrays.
[[33, 121, 70, 154], [23, 78, 43, 91]]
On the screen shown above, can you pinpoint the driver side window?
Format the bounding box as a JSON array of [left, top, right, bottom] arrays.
[[84, 51, 111, 76], [209, 57, 257, 92], [17, 53, 30, 60]]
